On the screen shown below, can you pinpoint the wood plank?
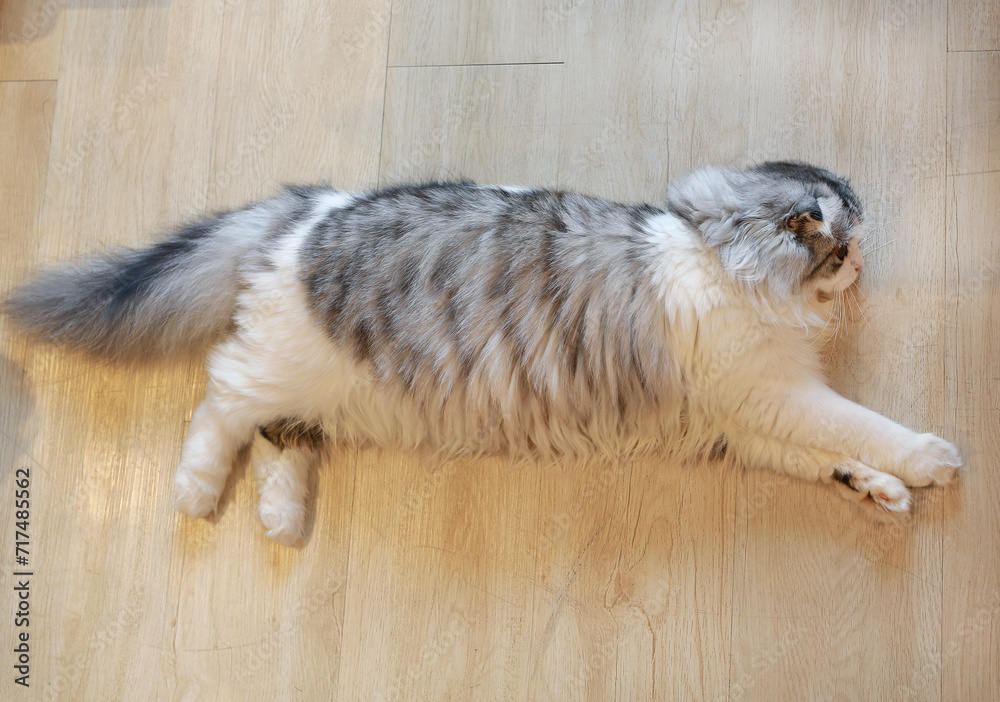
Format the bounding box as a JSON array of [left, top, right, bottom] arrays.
[[935, 47, 999, 702], [941, 171, 1000, 701], [42, 2, 212, 253], [949, 0, 1000, 51], [948, 50, 1000, 176], [0, 80, 55, 270]]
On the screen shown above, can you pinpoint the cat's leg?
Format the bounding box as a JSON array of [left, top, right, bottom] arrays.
[[724, 381, 961, 488], [251, 425, 321, 546], [174, 386, 259, 518], [725, 427, 912, 514]]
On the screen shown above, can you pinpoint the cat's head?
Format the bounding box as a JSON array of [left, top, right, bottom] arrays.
[[665, 161, 865, 303]]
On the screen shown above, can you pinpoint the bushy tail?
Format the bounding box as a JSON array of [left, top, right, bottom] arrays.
[[5, 192, 303, 361]]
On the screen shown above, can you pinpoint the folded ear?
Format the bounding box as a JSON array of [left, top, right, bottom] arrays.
[[783, 195, 823, 238]]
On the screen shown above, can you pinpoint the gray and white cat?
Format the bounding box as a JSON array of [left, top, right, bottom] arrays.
[[6, 162, 962, 545]]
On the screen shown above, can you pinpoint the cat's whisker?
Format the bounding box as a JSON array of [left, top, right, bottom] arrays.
[[847, 293, 864, 334], [812, 293, 846, 350], [859, 229, 892, 247], [829, 298, 842, 346], [848, 287, 872, 331], [808, 304, 835, 348], [860, 238, 897, 256], [846, 285, 905, 345], [868, 217, 905, 228], [848, 286, 860, 308], [835, 295, 848, 341], [861, 219, 905, 243]]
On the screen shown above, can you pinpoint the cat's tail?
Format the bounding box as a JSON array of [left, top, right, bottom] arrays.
[[5, 190, 310, 362]]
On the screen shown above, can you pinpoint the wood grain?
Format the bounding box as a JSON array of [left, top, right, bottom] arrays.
[[1, 0, 997, 699], [949, 0, 1000, 51], [379, 63, 563, 187], [948, 51, 1000, 176], [943, 171, 1000, 702], [210, 0, 391, 205], [387, 0, 565, 66], [942, 48, 999, 702]]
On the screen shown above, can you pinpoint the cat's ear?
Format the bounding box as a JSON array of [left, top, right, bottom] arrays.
[[783, 195, 823, 238]]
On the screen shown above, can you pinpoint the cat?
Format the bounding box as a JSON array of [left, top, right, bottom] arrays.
[[5, 161, 962, 545]]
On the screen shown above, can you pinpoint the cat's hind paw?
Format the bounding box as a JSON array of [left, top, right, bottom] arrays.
[[252, 433, 313, 547], [174, 468, 225, 519], [258, 500, 307, 547], [899, 433, 962, 487]]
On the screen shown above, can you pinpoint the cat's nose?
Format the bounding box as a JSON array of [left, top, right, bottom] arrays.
[[849, 247, 864, 273]]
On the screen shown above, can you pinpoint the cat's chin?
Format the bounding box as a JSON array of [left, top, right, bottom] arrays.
[[810, 270, 861, 304], [808, 282, 848, 304]]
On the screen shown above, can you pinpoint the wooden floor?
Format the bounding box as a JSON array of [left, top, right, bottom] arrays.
[[1, 1, 998, 699]]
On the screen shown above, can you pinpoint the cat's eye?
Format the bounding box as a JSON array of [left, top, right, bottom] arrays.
[[833, 243, 848, 260]]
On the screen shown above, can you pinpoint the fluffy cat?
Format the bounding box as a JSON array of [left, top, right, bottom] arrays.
[[6, 161, 962, 545]]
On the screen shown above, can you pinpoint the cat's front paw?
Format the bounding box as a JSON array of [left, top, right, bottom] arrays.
[[898, 433, 962, 487], [830, 460, 912, 519], [850, 469, 912, 513]]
